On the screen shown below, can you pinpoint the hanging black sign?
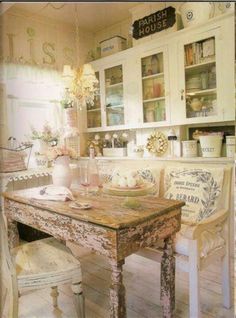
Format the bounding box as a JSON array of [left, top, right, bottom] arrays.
[[132, 6, 176, 40]]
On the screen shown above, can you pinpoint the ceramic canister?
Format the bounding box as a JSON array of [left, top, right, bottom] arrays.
[[199, 135, 222, 158], [179, 2, 214, 28], [182, 140, 198, 158]]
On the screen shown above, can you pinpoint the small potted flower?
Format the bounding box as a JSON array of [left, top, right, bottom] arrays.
[[30, 123, 60, 155], [47, 145, 77, 188], [112, 133, 122, 148], [133, 145, 145, 158], [103, 133, 112, 148]]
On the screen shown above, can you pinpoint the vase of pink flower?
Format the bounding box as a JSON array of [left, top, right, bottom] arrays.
[[48, 146, 77, 188]]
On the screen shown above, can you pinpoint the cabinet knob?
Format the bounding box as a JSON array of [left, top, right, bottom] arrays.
[[180, 89, 185, 100]]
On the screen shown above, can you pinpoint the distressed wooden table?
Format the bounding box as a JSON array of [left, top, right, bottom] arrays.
[[3, 188, 184, 318]]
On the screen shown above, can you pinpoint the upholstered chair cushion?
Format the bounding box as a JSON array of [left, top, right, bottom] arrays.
[[174, 224, 225, 257], [154, 223, 225, 258]]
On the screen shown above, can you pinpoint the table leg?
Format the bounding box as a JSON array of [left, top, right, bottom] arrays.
[[8, 219, 19, 249], [161, 235, 175, 318], [109, 259, 126, 318]]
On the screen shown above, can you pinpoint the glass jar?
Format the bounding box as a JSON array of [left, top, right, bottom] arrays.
[[208, 66, 216, 88], [151, 54, 159, 74], [144, 85, 153, 100], [182, 140, 198, 157], [226, 136, 235, 158], [145, 108, 155, 122]]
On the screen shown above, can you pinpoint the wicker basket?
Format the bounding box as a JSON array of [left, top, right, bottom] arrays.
[[0, 144, 33, 173]]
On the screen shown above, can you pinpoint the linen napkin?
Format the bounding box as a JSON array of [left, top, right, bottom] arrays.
[[31, 185, 75, 201]]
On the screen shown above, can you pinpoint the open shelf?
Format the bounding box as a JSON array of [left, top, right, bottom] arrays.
[[87, 108, 101, 112], [143, 97, 165, 103], [142, 73, 164, 80], [185, 60, 215, 75], [186, 88, 216, 96], [106, 82, 123, 89], [106, 104, 124, 109]]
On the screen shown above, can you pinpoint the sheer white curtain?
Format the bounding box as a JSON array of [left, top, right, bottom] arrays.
[[2, 63, 64, 144]]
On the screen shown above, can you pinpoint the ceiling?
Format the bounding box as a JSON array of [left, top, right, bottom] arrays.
[[10, 2, 142, 32]]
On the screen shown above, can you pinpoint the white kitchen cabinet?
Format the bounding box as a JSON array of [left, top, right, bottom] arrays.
[[136, 45, 171, 127], [85, 12, 234, 132], [172, 13, 235, 125], [86, 57, 131, 132], [104, 64, 125, 127], [86, 71, 102, 129]]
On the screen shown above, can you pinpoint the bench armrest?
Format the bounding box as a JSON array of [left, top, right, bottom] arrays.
[[181, 209, 228, 240]]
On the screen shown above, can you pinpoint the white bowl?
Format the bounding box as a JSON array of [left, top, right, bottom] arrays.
[[179, 3, 213, 28]]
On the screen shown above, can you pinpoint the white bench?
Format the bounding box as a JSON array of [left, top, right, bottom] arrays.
[[98, 160, 233, 317]]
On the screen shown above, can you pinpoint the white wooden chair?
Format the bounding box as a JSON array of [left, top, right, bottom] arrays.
[[144, 166, 233, 318], [0, 212, 85, 318]]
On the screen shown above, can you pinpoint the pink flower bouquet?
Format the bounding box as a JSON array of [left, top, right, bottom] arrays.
[[30, 123, 59, 143], [47, 146, 77, 161]]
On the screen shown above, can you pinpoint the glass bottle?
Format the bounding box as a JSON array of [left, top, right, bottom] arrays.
[[151, 54, 159, 74], [167, 129, 177, 157], [88, 146, 100, 191]]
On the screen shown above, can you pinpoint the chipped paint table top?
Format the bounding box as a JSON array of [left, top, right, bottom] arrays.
[[3, 188, 184, 318]]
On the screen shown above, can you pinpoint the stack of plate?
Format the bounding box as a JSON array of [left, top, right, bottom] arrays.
[[186, 77, 202, 91]]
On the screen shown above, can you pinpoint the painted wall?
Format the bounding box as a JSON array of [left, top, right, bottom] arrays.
[[0, 6, 93, 152], [1, 5, 95, 69], [1, 7, 77, 70]]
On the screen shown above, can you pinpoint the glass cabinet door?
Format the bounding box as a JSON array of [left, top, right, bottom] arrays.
[[184, 36, 217, 119], [141, 52, 166, 123], [104, 65, 124, 126], [86, 72, 101, 129]]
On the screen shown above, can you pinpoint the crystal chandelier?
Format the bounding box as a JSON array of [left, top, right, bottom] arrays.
[[71, 64, 98, 109]]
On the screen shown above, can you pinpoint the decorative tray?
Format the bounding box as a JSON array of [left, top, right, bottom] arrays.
[[102, 182, 154, 197]]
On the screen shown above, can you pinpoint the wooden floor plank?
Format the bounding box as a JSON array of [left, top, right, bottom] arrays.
[[18, 245, 234, 318]]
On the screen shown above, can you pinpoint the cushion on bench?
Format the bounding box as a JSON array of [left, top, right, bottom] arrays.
[[164, 166, 224, 225]]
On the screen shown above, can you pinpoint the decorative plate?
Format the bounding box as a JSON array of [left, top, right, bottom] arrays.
[[146, 131, 168, 156]]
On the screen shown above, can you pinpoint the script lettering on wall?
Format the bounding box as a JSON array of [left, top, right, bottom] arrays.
[[132, 6, 176, 40], [63, 47, 74, 65], [6, 33, 16, 61], [27, 27, 36, 63], [3, 24, 74, 67], [28, 38, 36, 63], [42, 42, 56, 65]]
